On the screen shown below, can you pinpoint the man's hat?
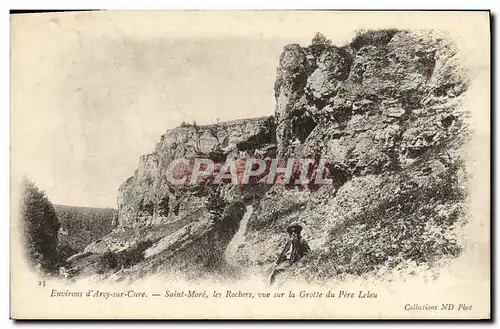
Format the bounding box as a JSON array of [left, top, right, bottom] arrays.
[[287, 222, 303, 234]]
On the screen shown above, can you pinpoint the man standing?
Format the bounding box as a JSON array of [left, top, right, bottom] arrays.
[[269, 222, 311, 285]]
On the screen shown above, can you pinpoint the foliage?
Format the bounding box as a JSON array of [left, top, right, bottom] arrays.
[[55, 205, 117, 255], [20, 178, 60, 273], [96, 240, 155, 274], [56, 243, 79, 266], [350, 29, 399, 51], [310, 32, 333, 56], [219, 200, 246, 239], [204, 186, 228, 222], [179, 120, 198, 129]]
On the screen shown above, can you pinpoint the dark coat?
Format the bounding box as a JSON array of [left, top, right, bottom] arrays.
[[276, 237, 311, 265]]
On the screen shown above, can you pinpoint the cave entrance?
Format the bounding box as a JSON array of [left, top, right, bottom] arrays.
[[292, 115, 318, 143]]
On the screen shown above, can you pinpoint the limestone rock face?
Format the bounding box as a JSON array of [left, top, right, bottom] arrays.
[[274, 44, 312, 157], [238, 29, 471, 281], [117, 117, 272, 228], [271, 29, 469, 179]]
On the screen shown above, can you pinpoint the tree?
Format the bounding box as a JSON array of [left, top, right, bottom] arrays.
[[20, 178, 60, 273], [310, 32, 332, 56], [204, 186, 227, 222]]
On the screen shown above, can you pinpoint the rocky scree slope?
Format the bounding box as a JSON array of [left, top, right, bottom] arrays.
[[69, 30, 471, 284]]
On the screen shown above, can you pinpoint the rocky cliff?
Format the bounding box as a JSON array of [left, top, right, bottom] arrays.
[[117, 116, 273, 228], [239, 29, 470, 283], [67, 29, 472, 284]]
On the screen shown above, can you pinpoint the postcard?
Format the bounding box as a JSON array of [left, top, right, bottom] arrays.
[[10, 10, 490, 319]]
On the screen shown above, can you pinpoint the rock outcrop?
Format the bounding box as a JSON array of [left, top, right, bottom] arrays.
[[117, 116, 273, 228], [235, 30, 471, 283], [67, 30, 472, 284]]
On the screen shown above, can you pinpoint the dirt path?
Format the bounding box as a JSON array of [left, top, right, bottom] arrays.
[[224, 204, 253, 267]]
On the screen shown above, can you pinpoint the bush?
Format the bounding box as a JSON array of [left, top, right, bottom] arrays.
[[97, 251, 119, 273], [96, 240, 155, 273], [350, 29, 399, 51], [57, 243, 79, 266]]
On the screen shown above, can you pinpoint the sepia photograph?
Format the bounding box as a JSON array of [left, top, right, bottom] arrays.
[[9, 10, 490, 319]]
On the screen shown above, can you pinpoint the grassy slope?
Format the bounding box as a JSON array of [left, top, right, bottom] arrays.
[[266, 139, 468, 285]]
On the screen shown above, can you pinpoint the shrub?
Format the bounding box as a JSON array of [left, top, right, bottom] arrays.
[[350, 29, 399, 51], [96, 240, 155, 273], [205, 186, 228, 222], [97, 251, 119, 273], [57, 243, 79, 266]]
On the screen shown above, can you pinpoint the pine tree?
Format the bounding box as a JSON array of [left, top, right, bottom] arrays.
[[204, 186, 227, 222], [20, 178, 60, 273]]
